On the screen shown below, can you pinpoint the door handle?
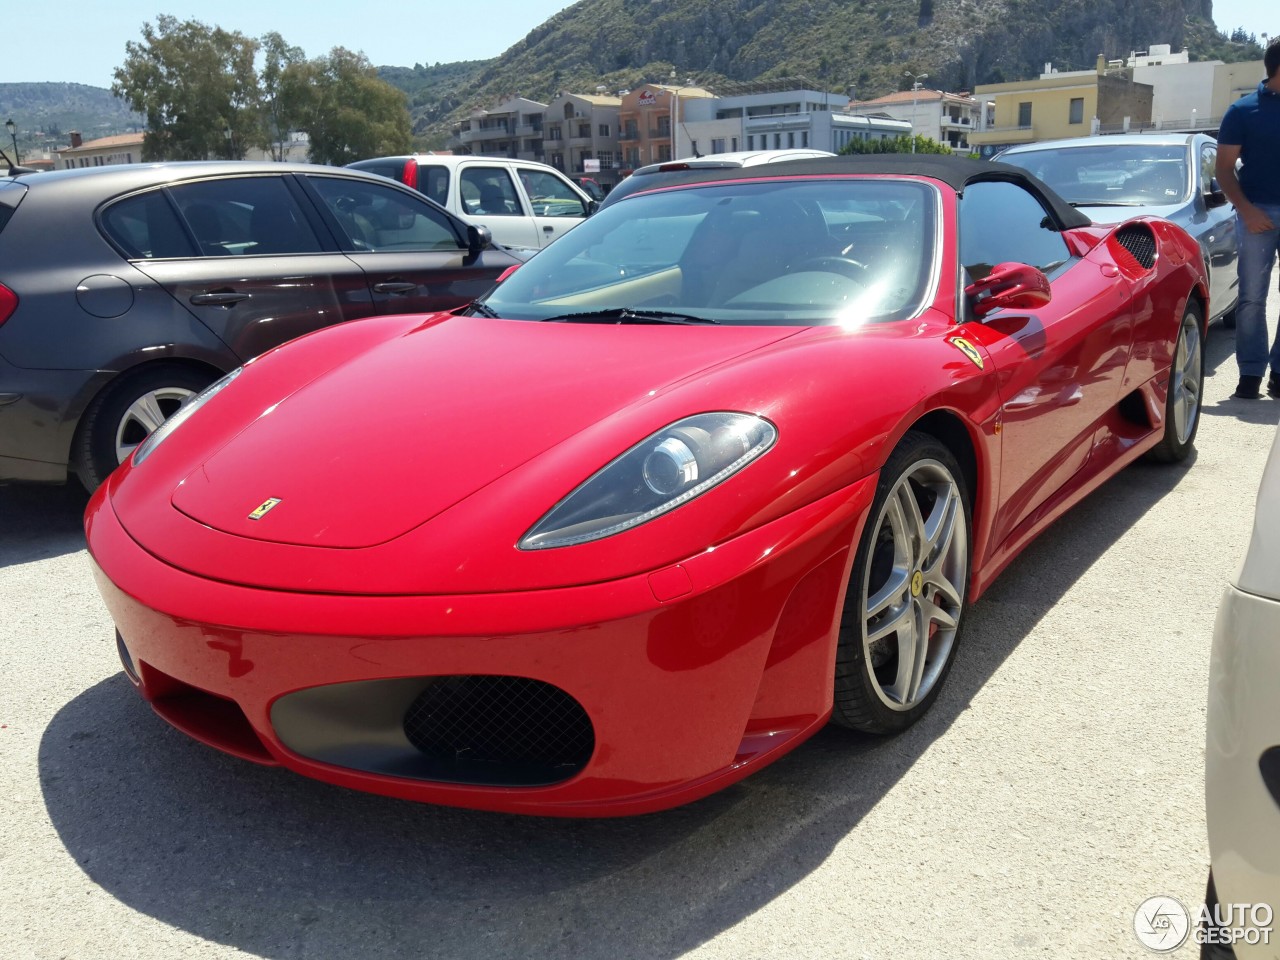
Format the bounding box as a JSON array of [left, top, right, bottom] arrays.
[[189, 291, 250, 306], [373, 282, 418, 294], [543, 225, 555, 233]]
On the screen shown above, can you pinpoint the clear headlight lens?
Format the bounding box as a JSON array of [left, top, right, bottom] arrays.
[[520, 412, 777, 550], [132, 366, 242, 466]]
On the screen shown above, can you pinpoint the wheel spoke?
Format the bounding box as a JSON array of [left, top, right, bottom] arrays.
[[866, 567, 910, 619], [887, 609, 922, 703], [128, 393, 169, 434], [867, 602, 912, 645], [922, 483, 959, 565], [922, 565, 962, 612], [893, 482, 926, 565]]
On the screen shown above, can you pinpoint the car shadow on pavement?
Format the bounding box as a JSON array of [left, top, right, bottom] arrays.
[[0, 483, 88, 568], [38, 457, 1195, 960]]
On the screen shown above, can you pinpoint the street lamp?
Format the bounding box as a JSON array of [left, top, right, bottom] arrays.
[[903, 72, 928, 153], [5, 119, 18, 165], [668, 71, 695, 160]]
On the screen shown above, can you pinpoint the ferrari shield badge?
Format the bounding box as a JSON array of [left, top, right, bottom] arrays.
[[248, 497, 282, 521], [948, 336, 984, 370]]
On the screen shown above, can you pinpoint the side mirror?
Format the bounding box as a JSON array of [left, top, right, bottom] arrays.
[[585, 199, 600, 217], [1205, 178, 1229, 209], [466, 223, 492, 257], [965, 261, 1052, 319]]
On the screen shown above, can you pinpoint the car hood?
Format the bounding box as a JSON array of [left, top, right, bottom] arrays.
[[169, 316, 801, 549]]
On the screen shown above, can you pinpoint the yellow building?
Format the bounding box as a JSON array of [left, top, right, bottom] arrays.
[[970, 59, 1153, 156]]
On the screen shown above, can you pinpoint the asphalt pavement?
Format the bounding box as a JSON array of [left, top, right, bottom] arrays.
[[3, 320, 1279, 960]]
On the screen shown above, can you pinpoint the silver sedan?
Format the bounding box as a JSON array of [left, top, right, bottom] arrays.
[[997, 133, 1239, 324]]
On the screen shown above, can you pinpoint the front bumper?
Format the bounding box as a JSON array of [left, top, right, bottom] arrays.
[[87, 475, 875, 816], [1206, 583, 1280, 955]]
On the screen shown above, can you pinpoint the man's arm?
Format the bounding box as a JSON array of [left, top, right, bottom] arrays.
[[1217, 142, 1274, 234]]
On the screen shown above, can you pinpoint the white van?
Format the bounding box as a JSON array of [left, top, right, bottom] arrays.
[[348, 155, 596, 252]]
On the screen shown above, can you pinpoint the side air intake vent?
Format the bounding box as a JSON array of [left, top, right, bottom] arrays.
[[1114, 224, 1156, 270]]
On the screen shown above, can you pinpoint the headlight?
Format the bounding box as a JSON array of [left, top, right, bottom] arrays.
[[132, 367, 242, 466], [519, 412, 777, 550]]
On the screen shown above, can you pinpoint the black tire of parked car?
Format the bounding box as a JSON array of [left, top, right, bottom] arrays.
[[73, 364, 217, 491], [1148, 300, 1205, 464]]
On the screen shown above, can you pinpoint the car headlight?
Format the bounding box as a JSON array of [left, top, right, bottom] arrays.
[[132, 367, 243, 466], [519, 412, 777, 550]]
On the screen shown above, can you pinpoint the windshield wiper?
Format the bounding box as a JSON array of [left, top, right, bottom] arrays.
[[467, 301, 500, 318], [540, 308, 719, 325]]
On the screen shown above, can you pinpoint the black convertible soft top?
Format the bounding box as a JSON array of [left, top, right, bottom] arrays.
[[615, 154, 1093, 231]]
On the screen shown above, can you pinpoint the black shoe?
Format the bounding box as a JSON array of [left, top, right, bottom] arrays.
[[1269, 374, 1280, 399], [1234, 375, 1263, 399]]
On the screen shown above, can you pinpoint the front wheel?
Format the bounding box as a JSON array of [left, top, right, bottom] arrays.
[[1147, 300, 1204, 464], [831, 432, 972, 733], [73, 365, 215, 491]]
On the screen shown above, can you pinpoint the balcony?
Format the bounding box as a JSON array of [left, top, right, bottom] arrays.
[[515, 124, 543, 137], [940, 115, 973, 128], [618, 129, 640, 142]]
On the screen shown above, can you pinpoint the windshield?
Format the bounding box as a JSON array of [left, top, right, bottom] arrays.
[[1000, 144, 1190, 207], [478, 178, 938, 326]]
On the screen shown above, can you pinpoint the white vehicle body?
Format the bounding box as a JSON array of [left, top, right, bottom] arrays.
[[348, 155, 595, 252], [1206, 418, 1280, 957]]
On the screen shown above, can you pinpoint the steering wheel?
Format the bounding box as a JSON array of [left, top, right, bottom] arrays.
[[794, 256, 871, 278]]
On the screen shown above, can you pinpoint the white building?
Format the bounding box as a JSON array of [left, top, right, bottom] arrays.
[[679, 82, 909, 157], [844, 89, 987, 151]]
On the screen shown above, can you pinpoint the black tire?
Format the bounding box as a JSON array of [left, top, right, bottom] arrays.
[[1220, 308, 1236, 330], [831, 431, 972, 733], [1148, 300, 1205, 464], [73, 365, 215, 491], [1200, 872, 1238, 960]]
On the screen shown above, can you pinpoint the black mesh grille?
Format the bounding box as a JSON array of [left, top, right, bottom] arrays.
[[1115, 224, 1156, 270], [403, 676, 594, 785]]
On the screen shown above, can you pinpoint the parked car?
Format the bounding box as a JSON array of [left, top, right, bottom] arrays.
[[1204, 420, 1280, 958], [88, 155, 1207, 816], [598, 147, 836, 209], [348, 155, 596, 253], [996, 134, 1239, 324], [0, 162, 519, 490]]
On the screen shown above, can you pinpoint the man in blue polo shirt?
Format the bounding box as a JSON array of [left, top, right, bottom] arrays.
[[1217, 37, 1280, 399]]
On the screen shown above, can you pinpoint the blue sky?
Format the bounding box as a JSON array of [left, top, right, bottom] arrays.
[[2, 0, 1271, 89]]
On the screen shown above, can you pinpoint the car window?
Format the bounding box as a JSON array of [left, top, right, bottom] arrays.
[[999, 144, 1189, 206], [959, 181, 1071, 280], [168, 177, 323, 256], [308, 176, 465, 252], [460, 167, 523, 217], [1200, 144, 1217, 191], [101, 191, 199, 259], [518, 168, 587, 218], [417, 165, 449, 207]]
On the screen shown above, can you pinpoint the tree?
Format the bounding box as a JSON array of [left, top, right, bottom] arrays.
[[259, 32, 307, 161], [112, 15, 260, 161], [281, 48, 411, 166], [840, 134, 952, 155]]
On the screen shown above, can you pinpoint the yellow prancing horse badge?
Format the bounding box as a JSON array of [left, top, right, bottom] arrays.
[[948, 336, 984, 370], [911, 570, 924, 597], [248, 497, 282, 520]]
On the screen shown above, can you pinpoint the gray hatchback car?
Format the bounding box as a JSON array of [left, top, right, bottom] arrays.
[[0, 162, 517, 489], [996, 133, 1239, 324]]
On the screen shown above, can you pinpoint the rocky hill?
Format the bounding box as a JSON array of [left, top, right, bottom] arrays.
[[385, 0, 1260, 144]]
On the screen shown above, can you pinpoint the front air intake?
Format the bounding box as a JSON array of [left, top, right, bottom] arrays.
[[403, 675, 594, 784]]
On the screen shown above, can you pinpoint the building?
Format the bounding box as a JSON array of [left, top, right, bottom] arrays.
[[676, 81, 911, 158], [969, 59, 1154, 156], [542, 92, 623, 189], [617, 84, 716, 172], [55, 132, 146, 170], [844, 89, 987, 151], [450, 96, 547, 162]]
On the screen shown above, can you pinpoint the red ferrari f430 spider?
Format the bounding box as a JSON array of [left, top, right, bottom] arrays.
[[87, 156, 1208, 816]]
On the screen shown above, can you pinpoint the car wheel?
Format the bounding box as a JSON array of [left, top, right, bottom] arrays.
[[831, 432, 971, 733], [1148, 300, 1204, 464], [74, 365, 215, 491]]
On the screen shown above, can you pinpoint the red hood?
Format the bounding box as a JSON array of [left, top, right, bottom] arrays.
[[170, 316, 800, 548]]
